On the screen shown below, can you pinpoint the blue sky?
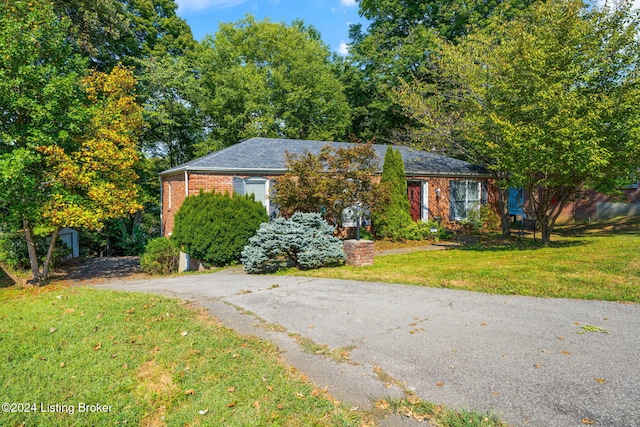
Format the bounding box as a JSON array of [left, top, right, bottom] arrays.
[[175, 0, 369, 56]]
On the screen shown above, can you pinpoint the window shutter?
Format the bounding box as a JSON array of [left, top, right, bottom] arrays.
[[481, 181, 488, 205], [232, 177, 245, 195], [449, 180, 456, 220]]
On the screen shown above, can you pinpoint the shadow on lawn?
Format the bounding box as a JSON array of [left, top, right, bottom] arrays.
[[555, 216, 640, 237], [0, 268, 16, 288], [458, 236, 589, 252]]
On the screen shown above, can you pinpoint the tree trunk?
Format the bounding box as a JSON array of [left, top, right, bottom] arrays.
[[23, 220, 42, 284], [41, 227, 60, 281], [497, 187, 511, 238]]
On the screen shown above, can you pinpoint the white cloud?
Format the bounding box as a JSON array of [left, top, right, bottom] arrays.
[[176, 0, 248, 12], [340, 0, 357, 7], [337, 41, 349, 56]]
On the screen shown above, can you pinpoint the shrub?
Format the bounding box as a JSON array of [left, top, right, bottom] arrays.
[[242, 212, 345, 274], [461, 205, 501, 234], [371, 146, 413, 240], [140, 238, 179, 275], [402, 221, 451, 241], [0, 231, 70, 270], [172, 191, 268, 266]]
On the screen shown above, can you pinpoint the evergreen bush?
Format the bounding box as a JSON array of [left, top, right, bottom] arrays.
[[241, 212, 345, 274], [140, 237, 179, 275], [172, 191, 268, 266], [371, 146, 413, 240]]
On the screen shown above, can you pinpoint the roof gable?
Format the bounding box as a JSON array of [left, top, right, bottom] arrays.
[[160, 137, 490, 178]]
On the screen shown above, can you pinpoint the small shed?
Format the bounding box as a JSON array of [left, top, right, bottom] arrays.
[[59, 228, 80, 259]]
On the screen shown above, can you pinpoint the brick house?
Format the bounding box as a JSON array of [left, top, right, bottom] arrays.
[[159, 137, 498, 236]]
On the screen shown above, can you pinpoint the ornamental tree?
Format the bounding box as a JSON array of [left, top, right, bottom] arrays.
[[272, 141, 378, 227]]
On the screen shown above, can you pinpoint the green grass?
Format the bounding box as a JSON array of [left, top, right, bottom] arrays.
[[0, 286, 363, 426], [285, 219, 640, 302]]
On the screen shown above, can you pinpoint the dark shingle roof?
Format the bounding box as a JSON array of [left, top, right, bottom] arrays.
[[159, 137, 490, 178]]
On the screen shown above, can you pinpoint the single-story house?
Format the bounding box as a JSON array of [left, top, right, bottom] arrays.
[[159, 137, 498, 236]]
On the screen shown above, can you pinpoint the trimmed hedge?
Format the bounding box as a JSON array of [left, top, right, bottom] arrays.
[[242, 213, 345, 274], [172, 191, 268, 266]]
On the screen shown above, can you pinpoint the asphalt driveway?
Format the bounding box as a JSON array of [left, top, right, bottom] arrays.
[[96, 269, 640, 427]]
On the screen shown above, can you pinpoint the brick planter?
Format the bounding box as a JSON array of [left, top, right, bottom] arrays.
[[343, 239, 374, 267]]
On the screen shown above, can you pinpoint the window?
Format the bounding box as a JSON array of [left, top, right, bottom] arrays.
[[449, 180, 481, 221], [233, 176, 276, 218]]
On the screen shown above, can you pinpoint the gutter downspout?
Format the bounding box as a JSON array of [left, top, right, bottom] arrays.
[[184, 170, 189, 199]]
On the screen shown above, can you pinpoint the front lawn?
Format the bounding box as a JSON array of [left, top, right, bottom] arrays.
[[0, 286, 362, 426], [289, 218, 640, 302]]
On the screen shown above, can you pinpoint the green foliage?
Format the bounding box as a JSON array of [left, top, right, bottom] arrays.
[[461, 205, 501, 235], [397, 0, 640, 244], [139, 237, 179, 275], [114, 220, 147, 256], [372, 146, 413, 240], [402, 221, 451, 241], [273, 141, 378, 227], [0, 232, 70, 271], [196, 15, 351, 150], [343, 0, 534, 142], [138, 55, 203, 167], [51, 0, 196, 70], [242, 213, 345, 273], [172, 191, 268, 266]]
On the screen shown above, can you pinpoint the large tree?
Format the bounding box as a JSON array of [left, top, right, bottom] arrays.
[[397, 0, 640, 244], [196, 16, 351, 151], [0, 1, 143, 283], [343, 0, 535, 142], [51, 0, 195, 70]]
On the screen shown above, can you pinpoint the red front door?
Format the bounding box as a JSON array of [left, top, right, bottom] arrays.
[[407, 182, 421, 221]]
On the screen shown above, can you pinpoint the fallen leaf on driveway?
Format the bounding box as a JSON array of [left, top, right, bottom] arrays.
[[436, 382, 445, 387], [594, 378, 606, 383], [581, 417, 595, 425]]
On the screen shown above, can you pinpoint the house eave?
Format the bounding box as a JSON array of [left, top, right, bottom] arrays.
[[159, 167, 288, 177], [159, 167, 492, 179], [405, 171, 492, 179]]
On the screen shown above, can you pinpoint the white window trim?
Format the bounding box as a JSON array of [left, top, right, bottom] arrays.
[[450, 180, 481, 221]]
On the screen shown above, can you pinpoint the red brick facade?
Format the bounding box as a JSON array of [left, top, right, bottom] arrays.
[[161, 172, 277, 236], [161, 172, 501, 236]]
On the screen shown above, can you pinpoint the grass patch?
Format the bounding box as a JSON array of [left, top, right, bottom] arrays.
[[0, 286, 363, 426], [285, 218, 640, 302], [373, 397, 506, 426]]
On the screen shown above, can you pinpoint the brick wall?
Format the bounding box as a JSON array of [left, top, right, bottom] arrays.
[[161, 172, 278, 236], [187, 173, 234, 197], [407, 176, 499, 229], [161, 173, 186, 236]]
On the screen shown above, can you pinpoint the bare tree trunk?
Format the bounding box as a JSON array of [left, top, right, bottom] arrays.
[[41, 227, 60, 281], [23, 220, 42, 284], [497, 187, 511, 238]]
